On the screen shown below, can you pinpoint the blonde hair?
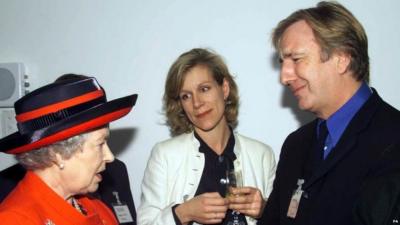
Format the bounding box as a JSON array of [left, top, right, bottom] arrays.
[[272, 1, 369, 82], [163, 48, 239, 136]]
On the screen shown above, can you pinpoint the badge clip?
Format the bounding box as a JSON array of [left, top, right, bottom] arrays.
[[287, 179, 305, 219]]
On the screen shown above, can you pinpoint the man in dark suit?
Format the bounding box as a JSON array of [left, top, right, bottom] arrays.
[[259, 2, 400, 225], [0, 159, 137, 225], [353, 143, 400, 225]]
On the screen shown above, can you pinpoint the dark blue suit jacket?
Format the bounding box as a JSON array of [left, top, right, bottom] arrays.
[[0, 158, 136, 225], [353, 143, 400, 225], [259, 90, 400, 225]]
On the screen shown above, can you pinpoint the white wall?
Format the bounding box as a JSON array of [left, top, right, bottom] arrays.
[[1, 0, 399, 205]]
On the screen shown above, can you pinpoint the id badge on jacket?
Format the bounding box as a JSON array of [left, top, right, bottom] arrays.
[[111, 191, 134, 223], [287, 179, 305, 219]]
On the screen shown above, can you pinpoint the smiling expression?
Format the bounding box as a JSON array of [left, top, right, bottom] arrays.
[[279, 20, 340, 118], [179, 65, 230, 133]]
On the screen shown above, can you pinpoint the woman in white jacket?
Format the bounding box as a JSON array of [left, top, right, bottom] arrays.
[[138, 48, 276, 225]]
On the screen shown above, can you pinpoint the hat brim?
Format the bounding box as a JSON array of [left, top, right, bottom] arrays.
[[1, 94, 138, 154]]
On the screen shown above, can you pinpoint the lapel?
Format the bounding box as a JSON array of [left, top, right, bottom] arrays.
[[185, 132, 205, 199], [301, 120, 319, 181], [233, 133, 242, 169], [303, 91, 382, 189]]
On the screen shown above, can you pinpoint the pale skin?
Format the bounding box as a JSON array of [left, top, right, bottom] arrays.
[[279, 20, 361, 120], [34, 127, 114, 204], [228, 187, 266, 218], [174, 65, 265, 224]]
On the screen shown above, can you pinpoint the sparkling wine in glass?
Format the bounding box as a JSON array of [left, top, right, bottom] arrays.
[[225, 169, 243, 198]]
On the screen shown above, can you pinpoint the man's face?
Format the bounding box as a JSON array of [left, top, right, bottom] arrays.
[[278, 20, 340, 118]]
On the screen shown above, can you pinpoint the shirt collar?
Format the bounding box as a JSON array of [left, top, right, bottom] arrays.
[[194, 128, 236, 162], [320, 82, 372, 146]]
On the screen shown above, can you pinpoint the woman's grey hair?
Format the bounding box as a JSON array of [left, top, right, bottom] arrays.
[[16, 133, 88, 170]]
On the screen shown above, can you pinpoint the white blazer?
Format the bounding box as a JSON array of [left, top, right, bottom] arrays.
[[138, 132, 276, 225]]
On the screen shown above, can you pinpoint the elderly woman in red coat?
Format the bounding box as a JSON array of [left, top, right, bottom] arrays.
[[0, 74, 137, 225]]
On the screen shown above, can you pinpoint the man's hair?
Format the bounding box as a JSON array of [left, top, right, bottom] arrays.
[[163, 48, 239, 136], [272, 1, 369, 82]]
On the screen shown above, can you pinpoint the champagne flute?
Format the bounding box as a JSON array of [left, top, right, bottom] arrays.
[[225, 169, 243, 198], [225, 169, 245, 225]]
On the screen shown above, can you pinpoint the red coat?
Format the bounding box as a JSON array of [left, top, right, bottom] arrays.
[[0, 171, 118, 225]]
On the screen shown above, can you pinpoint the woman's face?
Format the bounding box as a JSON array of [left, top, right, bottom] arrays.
[[179, 65, 230, 133], [61, 127, 114, 195]]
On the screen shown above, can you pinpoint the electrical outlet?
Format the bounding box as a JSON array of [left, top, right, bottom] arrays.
[[0, 108, 17, 137]]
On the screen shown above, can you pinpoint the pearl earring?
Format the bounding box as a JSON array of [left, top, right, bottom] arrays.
[[59, 163, 65, 170]]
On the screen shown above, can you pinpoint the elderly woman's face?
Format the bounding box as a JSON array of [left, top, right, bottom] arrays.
[[61, 127, 114, 195]]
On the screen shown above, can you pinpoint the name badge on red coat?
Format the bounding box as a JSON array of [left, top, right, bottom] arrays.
[[287, 179, 304, 219]]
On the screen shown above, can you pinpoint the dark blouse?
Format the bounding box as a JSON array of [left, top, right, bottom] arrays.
[[172, 131, 247, 225]]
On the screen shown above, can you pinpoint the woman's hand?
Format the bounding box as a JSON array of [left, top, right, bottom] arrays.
[[175, 192, 229, 224], [227, 187, 266, 218]]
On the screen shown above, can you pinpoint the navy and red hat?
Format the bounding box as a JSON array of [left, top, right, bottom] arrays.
[[0, 77, 137, 154]]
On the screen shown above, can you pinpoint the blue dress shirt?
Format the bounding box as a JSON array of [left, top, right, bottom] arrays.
[[318, 82, 372, 159]]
